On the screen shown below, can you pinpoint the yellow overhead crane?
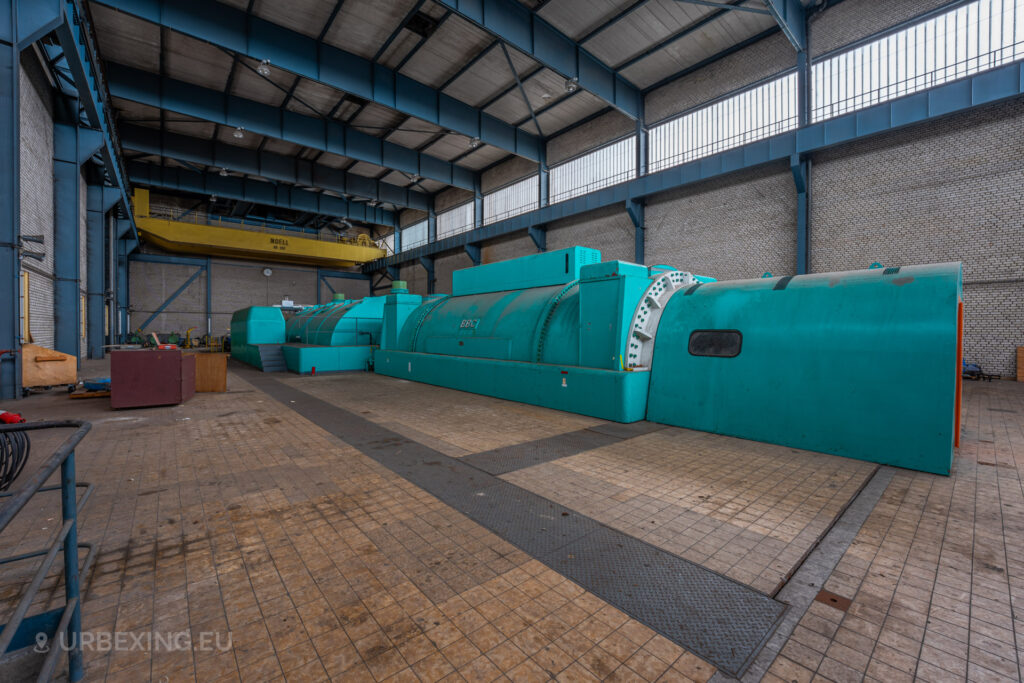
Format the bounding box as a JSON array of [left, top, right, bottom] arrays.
[[132, 189, 386, 267]]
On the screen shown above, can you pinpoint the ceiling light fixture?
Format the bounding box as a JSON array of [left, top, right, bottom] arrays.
[[210, 194, 218, 202], [233, 126, 245, 139], [368, 199, 380, 208], [469, 136, 481, 149], [257, 58, 272, 77], [219, 167, 228, 177], [541, 92, 552, 100], [410, 173, 421, 182], [564, 77, 579, 94]]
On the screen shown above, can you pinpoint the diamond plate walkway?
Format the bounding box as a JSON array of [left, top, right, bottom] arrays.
[[250, 373, 788, 677]]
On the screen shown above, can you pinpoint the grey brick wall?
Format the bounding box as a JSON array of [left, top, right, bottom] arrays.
[[19, 58, 56, 349], [129, 252, 322, 336], [546, 110, 635, 165], [646, 163, 797, 280], [811, 98, 1024, 376], [482, 156, 537, 193], [644, 32, 795, 124], [435, 188, 474, 212], [808, 0, 955, 57], [547, 205, 635, 263]]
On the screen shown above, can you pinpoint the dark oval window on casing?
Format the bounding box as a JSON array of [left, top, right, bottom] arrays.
[[688, 329, 742, 357]]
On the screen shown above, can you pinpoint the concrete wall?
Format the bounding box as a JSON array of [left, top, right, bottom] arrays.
[[392, 0, 1024, 377], [129, 250, 371, 336]]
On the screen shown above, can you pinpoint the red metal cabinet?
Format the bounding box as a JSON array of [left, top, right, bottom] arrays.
[[111, 350, 196, 409]]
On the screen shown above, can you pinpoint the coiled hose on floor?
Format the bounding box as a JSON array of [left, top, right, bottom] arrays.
[[0, 430, 30, 491]]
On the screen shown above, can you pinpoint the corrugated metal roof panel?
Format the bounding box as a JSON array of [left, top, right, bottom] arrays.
[[112, 97, 162, 129], [286, 78, 344, 118], [90, 4, 160, 73], [164, 31, 233, 90], [619, 7, 776, 88], [216, 125, 264, 150], [532, 91, 605, 134], [230, 60, 291, 107], [164, 119, 216, 139], [261, 138, 302, 156], [385, 116, 443, 149], [381, 170, 414, 187], [583, 0, 711, 68], [348, 161, 388, 178], [538, 0, 634, 42], [317, 152, 353, 169], [378, 30, 423, 70], [251, 0, 338, 39], [455, 145, 508, 170], [400, 15, 492, 88], [323, 0, 421, 60], [422, 134, 473, 161], [443, 44, 535, 108], [416, 179, 446, 193]]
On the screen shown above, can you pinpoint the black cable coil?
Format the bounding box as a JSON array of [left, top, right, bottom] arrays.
[[0, 429, 30, 492]]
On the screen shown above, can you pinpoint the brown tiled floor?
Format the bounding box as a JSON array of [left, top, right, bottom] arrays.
[[1, 365, 1022, 682]]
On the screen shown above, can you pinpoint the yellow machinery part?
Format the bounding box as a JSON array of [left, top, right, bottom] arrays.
[[132, 189, 385, 268]]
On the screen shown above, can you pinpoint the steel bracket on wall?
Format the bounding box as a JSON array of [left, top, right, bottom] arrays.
[[790, 154, 809, 275], [419, 256, 435, 294], [625, 197, 645, 264], [764, 0, 806, 51], [465, 243, 481, 266], [528, 225, 546, 252]]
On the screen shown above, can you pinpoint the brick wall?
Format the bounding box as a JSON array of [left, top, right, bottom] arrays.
[[811, 99, 1024, 376], [647, 163, 797, 280], [19, 58, 56, 349]]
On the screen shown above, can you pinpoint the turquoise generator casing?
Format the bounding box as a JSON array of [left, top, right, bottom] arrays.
[[645, 263, 963, 474], [374, 248, 963, 475], [280, 296, 388, 373], [375, 248, 711, 422], [230, 306, 285, 369]]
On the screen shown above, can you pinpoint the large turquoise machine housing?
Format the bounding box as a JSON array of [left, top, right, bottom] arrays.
[[281, 296, 386, 373], [230, 294, 387, 373], [375, 248, 963, 474]]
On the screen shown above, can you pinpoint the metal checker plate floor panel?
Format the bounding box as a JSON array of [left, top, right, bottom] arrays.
[[248, 372, 787, 677]]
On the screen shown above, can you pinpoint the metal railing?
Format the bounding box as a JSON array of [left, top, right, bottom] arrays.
[[813, 0, 1024, 121], [484, 175, 539, 225], [549, 136, 637, 204], [401, 220, 429, 250], [649, 72, 798, 174], [0, 421, 94, 683], [437, 202, 476, 239]]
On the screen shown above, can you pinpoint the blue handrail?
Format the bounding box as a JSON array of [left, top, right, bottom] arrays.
[[0, 420, 93, 682]]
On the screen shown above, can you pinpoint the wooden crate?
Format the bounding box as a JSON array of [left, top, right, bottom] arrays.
[[1017, 347, 1024, 382], [193, 352, 228, 392], [22, 343, 77, 388]]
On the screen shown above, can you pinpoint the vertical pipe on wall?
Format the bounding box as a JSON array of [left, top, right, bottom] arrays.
[[86, 186, 106, 358], [795, 47, 811, 275], [53, 121, 82, 356], [107, 213, 115, 346], [0, 3, 20, 399], [205, 258, 212, 336]]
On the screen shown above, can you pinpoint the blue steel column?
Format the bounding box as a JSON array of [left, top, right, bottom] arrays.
[[53, 122, 83, 357], [0, 0, 19, 400], [538, 147, 549, 209], [795, 47, 811, 275], [205, 258, 211, 336], [85, 186, 109, 358], [117, 233, 129, 342], [473, 177, 483, 230], [427, 199, 437, 244]]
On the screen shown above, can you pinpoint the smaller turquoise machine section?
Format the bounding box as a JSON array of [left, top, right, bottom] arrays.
[[280, 294, 387, 373], [375, 248, 710, 422], [645, 263, 963, 474], [230, 306, 285, 369]]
